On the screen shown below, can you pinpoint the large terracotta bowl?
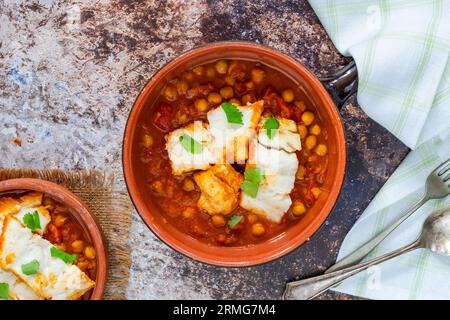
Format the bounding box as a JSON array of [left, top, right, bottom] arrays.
[[0, 178, 107, 299], [123, 41, 346, 267]]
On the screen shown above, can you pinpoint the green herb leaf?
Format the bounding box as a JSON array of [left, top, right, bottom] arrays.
[[221, 102, 243, 125], [179, 134, 203, 154], [50, 247, 78, 264], [240, 167, 265, 198], [244, 168, 265, 184], [23, 211, 41, 231], [240, 181, 260, 198], [228, 215, 243, 229], [263, 117, 280, 139], [21, 260, 40, 276], [0, 283, 9, 300]]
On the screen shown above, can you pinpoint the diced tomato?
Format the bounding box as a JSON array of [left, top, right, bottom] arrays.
[[46, 223, 62, 243], [262, 86, 280, 114], [291, 105, 302, 122], [62, 223, 81, 243], [304, 191, 315, 207], [278, 98, 293, 119], [262, 85, 276, 97], [153, 102, 173, 132], [304, 180, 316, 207], [228, 61, 247, 81], [186, 82, 216, 99], [234, 81, 249, 95]]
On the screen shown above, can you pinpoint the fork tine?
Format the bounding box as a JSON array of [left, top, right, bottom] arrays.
[[444, 172, 450, 183], [436, 158, 450, 176]]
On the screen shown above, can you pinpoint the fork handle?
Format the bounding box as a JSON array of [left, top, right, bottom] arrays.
[[283, 240, 420, 300], [325, 195, 428, 273]]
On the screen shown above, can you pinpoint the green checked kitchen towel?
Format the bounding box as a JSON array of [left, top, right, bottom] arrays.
[[309, 0, 450, 299]]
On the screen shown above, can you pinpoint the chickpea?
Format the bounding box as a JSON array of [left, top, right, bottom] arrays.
[[301, 111, 315, 126], [220, 86, 234, 99], [215, 60, 228, 74], [311, 187, 322, 199], [151, 180, 163, 194], [251, 68, 265, 84], [229, 98, 241, 106], [245, 81, 255, 91], [84, 246, 96, 260], [57, 243, 66, 252], [211, 215, 226, 228], [282, 89, 295, 103], [142, 134, 153, 148], [176, 80, 189, 95], [224, 75, 236, 86], [292, 200, 307, 216], [247, 213, 258, 224], [241, 94, 254, 105], [315, 144, 328, 156], [206, 66, 216, 78], [297, 124, 308, 139], [310, 124, 321, 136], [251, 223, 266, 237], [54, 214, 68, 227], [176, 113, 188, 125], [305, 135, 317, 150], [195, 98, 209, 112], [71, 240, 85, 253], [294, 100, 306, 111], [182, 207, 196, 219], [207, 92, 222, 105], [163, 85, 177, 101], [193, 66, 205, 76], [183, 71, 195, 81], [182, 178, 195, 192], [296, 165, 306, 180], [77, 259, 89, 271]]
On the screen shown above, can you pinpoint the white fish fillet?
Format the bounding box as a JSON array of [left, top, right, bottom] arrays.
[[0, 216, 42, 300], [257, 116, 301, 153], [0, 193, 50, 235], [193, 163, 243, 215], [15, 206, 51, 235], [166, 121, 219, 175], [0, 266, 42, 300], [240, 117, 301, 223], [207, 100, 263, 163], [0, 216, 95, 300]]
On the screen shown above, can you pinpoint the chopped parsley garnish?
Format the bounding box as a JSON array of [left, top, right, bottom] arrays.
[[0, 283, 9, 300], [23, 210, 41, 231], [228, 215, 243, 229], [263, 117, 280, 139], [50, 247, 78, 264], [21, 260, 40, 276], [179, 134, 203, 154], [221, 102, 243, 125], [240, 167, 265, 198]]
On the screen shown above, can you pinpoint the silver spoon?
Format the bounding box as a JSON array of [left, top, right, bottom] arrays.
[[283, 206, 450, 300], [327, 158, 450, 273]]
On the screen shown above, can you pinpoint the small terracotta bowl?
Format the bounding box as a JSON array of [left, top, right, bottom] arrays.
[[123, 41, 346, 267], [0, 178, 107, 299]]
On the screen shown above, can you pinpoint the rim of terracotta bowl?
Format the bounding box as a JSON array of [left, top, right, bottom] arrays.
[[0, 178, 107, 299], [123, 41, 346, 267]]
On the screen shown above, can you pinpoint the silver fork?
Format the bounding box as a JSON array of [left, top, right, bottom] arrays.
[[326, 158, 450, 273]]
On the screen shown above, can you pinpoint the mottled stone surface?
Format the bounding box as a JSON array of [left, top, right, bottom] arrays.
[[0, 0, 409, 299]]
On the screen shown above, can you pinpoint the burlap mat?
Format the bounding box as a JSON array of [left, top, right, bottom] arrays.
[[0, 168, 133, 300]]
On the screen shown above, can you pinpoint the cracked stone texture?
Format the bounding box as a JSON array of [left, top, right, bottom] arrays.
[[0, 0, 409, 299]]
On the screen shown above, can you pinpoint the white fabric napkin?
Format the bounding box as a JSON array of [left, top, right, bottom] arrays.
[[308, 0, 450, 299]]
